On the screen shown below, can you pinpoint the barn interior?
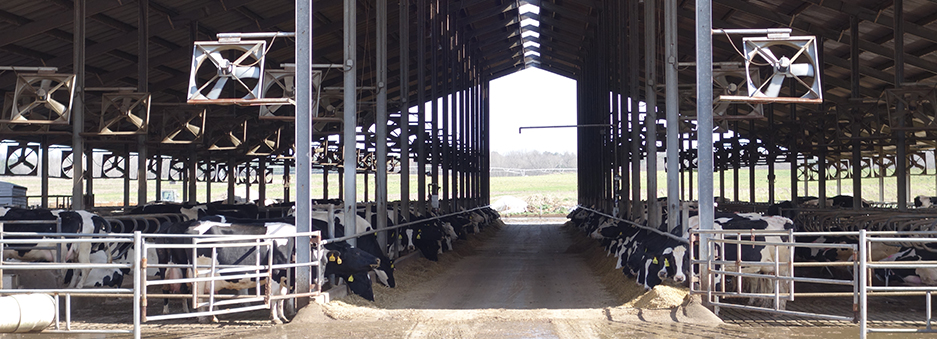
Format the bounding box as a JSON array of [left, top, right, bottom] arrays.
[[2, 0, 937, 336]]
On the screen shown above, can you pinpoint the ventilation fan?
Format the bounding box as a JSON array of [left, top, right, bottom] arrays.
[[742, 35, 822, 101], [258, 67, 321, 119], [713, 66, 763, 118], [187, 40, 266, 103], [161, 108, 207, 144], [4, 73, 75, 124], [247, 127, 282, 156], [99, 92, 151, 134], [4, 143, 38, 175]]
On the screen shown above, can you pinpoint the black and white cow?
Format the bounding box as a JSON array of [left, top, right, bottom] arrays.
[[129, 202, 208, 220], [914, 195, 937, 208], [690, 212, 794, 309], [0, 207, 110, 288], [324, 241, 380, 301], [876, 246, 937, 286], [63, 248, 124, 288], [155, 219, 295, 324]]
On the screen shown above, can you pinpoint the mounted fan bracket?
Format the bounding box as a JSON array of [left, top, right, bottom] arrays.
[[187, 40, 267, 105], [91, 92, 151, 135], [718, 34, 823, 105], [2, 73, 76, 124]]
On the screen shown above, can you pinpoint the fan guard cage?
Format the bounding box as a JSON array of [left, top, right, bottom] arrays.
[[3, 73, 76, 124], [734, 35, 822, 104], [187, 40, 267, 104]]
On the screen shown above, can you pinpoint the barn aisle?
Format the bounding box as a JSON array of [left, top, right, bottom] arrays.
[[411, 221, 615, 310]]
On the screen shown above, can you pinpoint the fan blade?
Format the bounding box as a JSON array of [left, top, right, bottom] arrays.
[[714, 75, 730, 90], [790, 63, 815, 77], [40, 79, 52, 92], [45, 99, 67, 115], [764, 74, 786, 97], [207, 52, 227, 68], [713, 102, 731, 116], [233, 66, 262, 79], [206, 77, 229, 99], [754, 45, 780, 65]]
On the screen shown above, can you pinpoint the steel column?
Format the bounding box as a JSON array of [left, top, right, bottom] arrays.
[[41, 137, 49, 208], [155, 151, 162, 201], [646, 0, 659, 228], [343, 0, 358, 242], [400, 0, 410, 215], [258, 158, 266, 205], [430, 0, 440, 210], [295, 0, 313, 309], [124, 146, 131, 208], [696, 0, 714, 282], [417, 0, 427, 213], [665, 0, 679, 232], [767, 105, 775, 203], [749, 120, 756, 202], [376, 0, 389, 246], [895, 0, 908, 211], [137, 0, 149, 206], [227, 160, 236, 203], [851, 15, 863, 208], [629, 0, 641, 219], [188, 150, 197, 203], [72, 0, 86, 210]]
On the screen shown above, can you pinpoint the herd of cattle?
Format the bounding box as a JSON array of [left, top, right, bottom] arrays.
[[0, 202, 502, 323], [568, 194, 937, 310]]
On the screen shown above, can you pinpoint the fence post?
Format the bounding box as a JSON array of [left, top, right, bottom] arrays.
[[133, 231, 142, 339], [859, 229, 868, 339]]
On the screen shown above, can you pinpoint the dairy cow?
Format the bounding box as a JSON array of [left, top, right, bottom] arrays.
[[1, 207, 110, 288], [690, 212, 794, 309]]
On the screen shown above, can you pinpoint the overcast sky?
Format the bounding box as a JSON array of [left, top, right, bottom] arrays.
[[489, 68, 578, 154]]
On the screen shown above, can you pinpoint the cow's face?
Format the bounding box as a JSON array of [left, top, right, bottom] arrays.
[[659, 245, 688, 284]]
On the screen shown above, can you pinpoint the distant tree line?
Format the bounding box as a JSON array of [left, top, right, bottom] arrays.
[[490, 150, 577, 176]]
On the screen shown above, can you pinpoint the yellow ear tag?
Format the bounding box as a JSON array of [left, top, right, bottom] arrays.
[[348, 276, 354, 283], [337, 257, 343, 265], [398, 234, 403, 239], [619, 232, 623, 236], [664, 259, 670, 267], [416, 234, 421, 240], [328, 254, 336, 262], [391, 263, 395, 269], [652, 257, 659, 265]]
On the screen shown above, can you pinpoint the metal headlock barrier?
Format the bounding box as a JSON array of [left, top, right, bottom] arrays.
[[0, 202, 490, 338], [575, 206, 690, 244], [687, 226, 937, 339], [1, 219, 140, 337]]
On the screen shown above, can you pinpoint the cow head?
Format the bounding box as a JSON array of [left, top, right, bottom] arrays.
[[658, 245, 688, 284]]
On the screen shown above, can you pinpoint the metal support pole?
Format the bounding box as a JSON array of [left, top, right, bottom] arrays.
[[376, 0, 389, 246], [295, 0, 312, 309], [851, 14, 862, 210], [205, 162, 211, 202], [72, 0, 86, 210], [895, 0, 908, 211], [749, 119, 756, 202], [41, 137, 49, 208], [696, 0, 714, 290], [137, 0, 149, 206], [343, 0, 358, 244], [645, 0, 659, 228], [767, 105, 775, 203], [124, 146, 131, 208], [430, 0, 440, 211], [665, 0, 679, 232], [155, 152, 162, 201], [400, 0, 411, 215], [283, 161, 291, 202], [417, 0, 427, 214], [620, 0, 630, 217], [227, 160, 236, 203], [258, 158, 266, 205], [188, 150, 197, 203], [629, 0, 642, 220]]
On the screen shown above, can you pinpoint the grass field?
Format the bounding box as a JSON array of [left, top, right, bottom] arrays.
[[3, 167, 937, 213]]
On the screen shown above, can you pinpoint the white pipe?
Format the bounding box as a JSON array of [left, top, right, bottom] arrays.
[[0, 294, 56, 333]]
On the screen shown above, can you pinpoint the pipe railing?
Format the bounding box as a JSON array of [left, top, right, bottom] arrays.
[[576, 205, 689, 244]]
